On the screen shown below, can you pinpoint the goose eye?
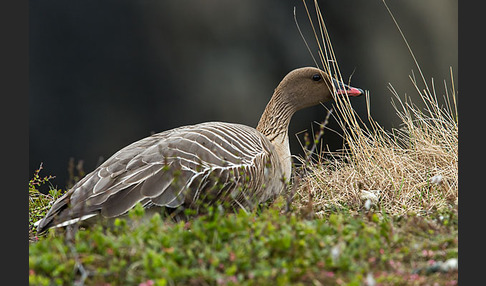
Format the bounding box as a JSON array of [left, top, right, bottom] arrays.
[[312, 74, 322, 81]]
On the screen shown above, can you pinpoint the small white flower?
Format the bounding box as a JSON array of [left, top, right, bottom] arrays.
[[430, 174, 443, 185], [440, 258, 458, 272], [315, 210, 326, 218], [360, 190, 380, 203], [364, 199, 372, 210], [331, 244, 341, 261], [365, 272, 376, 286]]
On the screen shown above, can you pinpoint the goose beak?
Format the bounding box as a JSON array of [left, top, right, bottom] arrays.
[[332, 78, 364, 97]]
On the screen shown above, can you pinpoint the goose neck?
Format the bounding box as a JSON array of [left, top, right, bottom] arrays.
[[256, 90, 296, 143]]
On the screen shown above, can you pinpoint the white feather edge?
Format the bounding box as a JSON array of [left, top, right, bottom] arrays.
[[33, 213, 98, 229]]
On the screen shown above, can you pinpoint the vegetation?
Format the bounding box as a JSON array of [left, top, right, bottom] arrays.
[[294, 66, 458, 218], [293, 0, 457, 218], [29, 1, 457, 285], [29, 163, 63, 243], [28, 67, 459, 284], [29, 199, 457, 285]]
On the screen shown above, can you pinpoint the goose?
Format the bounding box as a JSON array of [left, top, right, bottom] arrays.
[[35, 67, 363, 232]]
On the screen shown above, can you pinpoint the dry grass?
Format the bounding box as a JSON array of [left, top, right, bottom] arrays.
[[293, 0, 458, 217]]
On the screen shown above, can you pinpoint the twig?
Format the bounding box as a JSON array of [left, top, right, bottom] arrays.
[[305, 107, 333, 162], [66, 225, 90, 286]]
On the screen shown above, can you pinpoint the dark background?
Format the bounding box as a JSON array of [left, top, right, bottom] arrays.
[[29, 0, 457, 190]]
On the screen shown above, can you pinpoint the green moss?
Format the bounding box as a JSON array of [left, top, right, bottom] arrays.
[[29, 201, 457, 285]]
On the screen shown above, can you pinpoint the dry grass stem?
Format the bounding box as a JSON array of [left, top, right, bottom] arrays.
[[293, 0, 458, 217]]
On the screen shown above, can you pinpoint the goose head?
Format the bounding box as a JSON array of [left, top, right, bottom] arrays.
[[275, 67, 363, 111]]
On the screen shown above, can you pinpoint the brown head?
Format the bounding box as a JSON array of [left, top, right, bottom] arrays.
[[274, 67, 363, 112], [257, 67, 363, 140]]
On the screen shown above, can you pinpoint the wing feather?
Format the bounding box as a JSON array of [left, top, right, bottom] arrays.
[[100, 183, 145, 217], [36, 122, 286, 232], [139, 166, 174, 197]]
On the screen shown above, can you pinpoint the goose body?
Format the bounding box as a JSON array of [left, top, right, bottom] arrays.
[[36, 67, 363, 232]]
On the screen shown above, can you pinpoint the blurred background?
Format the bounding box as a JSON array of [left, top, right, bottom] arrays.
[[29, 0, 457, 191]]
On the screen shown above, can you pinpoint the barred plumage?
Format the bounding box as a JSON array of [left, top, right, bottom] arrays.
[[36, 67, 363, 232]]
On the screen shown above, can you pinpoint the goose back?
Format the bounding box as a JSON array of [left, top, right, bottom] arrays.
[[36, 122, 286, 231]]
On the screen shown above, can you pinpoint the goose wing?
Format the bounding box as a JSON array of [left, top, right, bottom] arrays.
[[36, 122, 285, 231]]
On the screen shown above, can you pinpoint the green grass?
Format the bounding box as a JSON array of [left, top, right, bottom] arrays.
[[29, 163, 64, 243], [29, 197, 457, 285], [29, 3, 458, 285]]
